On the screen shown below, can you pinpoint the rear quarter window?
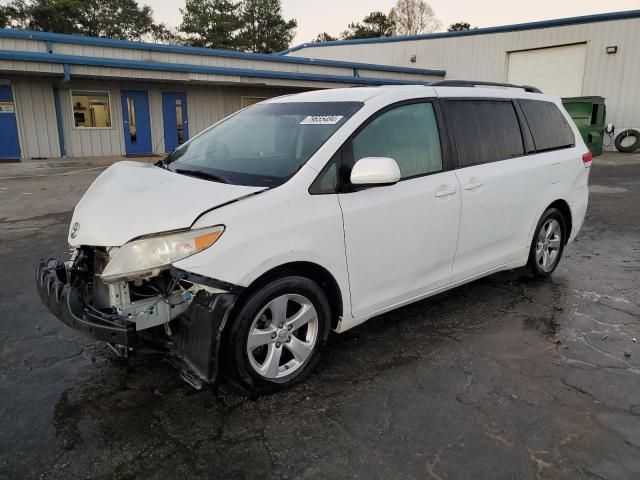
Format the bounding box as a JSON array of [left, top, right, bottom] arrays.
[[443, 100, 525, 167], [519, 100, 575, 152]]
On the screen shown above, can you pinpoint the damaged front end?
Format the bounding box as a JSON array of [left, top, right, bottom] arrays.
[[36, 247, 240, 388]]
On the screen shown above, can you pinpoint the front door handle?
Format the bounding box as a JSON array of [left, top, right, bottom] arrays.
[[463, 179, 484, 191], [435, 186, 457, 198]]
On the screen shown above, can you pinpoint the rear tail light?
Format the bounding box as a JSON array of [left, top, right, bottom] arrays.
[[582, 151, 593, 168]]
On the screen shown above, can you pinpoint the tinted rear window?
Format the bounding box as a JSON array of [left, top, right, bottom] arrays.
[[444, 100, 524, 167], [519, 100, 575, 152]]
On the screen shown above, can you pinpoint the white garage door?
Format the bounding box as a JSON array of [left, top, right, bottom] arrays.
[[507, 43, 587, 97]]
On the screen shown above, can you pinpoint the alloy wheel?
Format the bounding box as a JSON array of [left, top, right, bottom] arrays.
[[535, 218, 562, 272], [246, 294, 319, 379]]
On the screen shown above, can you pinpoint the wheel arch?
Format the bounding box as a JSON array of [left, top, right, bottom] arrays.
[[527, 199, 573, 249], [547, 199, 573, 244], [233, 261, 344, 329]]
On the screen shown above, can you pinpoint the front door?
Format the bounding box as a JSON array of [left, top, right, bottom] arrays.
[[120, 90, 152, 155], [0, 85, 21, 159], [338, 101, 460, 319], [162, 92, 189, 153]]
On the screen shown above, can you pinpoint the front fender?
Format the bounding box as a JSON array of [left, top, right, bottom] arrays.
[[173, 181, 352, 318]]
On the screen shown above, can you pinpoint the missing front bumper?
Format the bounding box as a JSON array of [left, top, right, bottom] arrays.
[[36, 258, 136, 346], [35, 257, 239, 388]]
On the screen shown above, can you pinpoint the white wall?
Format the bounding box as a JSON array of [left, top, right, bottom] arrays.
[[58, 83, 126, 157], [8, 77, 303, 159], [12, 78, 61, 158], [288, 17, 640, 142], [184, 85, 293, 136]]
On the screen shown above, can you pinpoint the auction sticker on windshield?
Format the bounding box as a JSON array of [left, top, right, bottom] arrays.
[[300, 115, 344, 125]]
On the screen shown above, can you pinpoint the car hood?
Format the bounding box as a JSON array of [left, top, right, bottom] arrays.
[[68, 161, 265, 247]]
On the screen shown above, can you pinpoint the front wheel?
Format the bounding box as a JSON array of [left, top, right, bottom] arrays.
[[223, 276, 332, 394], [527, 207, 567, 277]]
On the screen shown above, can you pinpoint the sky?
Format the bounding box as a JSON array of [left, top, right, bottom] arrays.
[[146, 0, 640, 46]]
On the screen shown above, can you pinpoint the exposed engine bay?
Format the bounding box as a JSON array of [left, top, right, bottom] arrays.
[[36, 246, 240, 389], [73, 246, 194, 331]]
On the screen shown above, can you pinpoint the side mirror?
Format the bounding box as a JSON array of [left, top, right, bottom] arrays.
[[350, 157, 401, 186]]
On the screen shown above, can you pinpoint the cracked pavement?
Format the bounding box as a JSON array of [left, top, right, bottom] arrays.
[[1, 153, 639, 479]]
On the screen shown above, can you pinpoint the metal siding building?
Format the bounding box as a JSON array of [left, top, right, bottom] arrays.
[[0, 29, 443, 160], [284, 10, 640, 147]]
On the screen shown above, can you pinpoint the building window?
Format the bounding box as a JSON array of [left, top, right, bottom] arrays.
[[71, 91, 112, 128], [241, 96, 267, 108]]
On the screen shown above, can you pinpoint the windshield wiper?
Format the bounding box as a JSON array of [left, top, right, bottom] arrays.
[[173, 168, 228, 184], [155, 158, 169, 169]]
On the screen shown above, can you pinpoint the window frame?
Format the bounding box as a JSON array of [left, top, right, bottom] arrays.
[[440, 97, 530, 169], [310, 98, 453, 195], [70, 90, 113, 130], [515, 99, 576, 154]]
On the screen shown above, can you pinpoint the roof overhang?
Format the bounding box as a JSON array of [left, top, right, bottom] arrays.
[[0, 50, 439, 87], [0, 28, 445, 80]]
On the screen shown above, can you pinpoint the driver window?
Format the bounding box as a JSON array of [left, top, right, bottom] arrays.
[[352, 102, 442, 179]]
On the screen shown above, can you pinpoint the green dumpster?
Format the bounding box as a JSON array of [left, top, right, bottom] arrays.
[[562, 96, 606, 156]]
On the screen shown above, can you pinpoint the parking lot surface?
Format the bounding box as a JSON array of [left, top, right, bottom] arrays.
[[1, 153, 639, 479]]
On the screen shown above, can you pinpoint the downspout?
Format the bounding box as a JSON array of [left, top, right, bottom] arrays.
[[53, 88, 66, 157], [48, 39, 68, 158]]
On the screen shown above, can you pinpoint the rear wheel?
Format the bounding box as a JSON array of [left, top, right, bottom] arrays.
[[527, 208, 566, 277], [223, 276, 331, 394]]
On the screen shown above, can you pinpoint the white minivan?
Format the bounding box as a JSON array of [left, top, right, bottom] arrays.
[[37, 83, 590, 392]]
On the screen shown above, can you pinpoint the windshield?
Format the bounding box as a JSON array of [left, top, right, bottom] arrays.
[[164, 101, 363, 187]]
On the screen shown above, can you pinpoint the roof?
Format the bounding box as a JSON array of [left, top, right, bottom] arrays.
[[0, 49, 437, 86], [265, 83, 550, 104], [0, 28, 445, 78], [279, 9, 640, 55], [266, 86, 402, 103]]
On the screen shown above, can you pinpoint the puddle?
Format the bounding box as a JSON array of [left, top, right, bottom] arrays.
[[590, 185, 628, 194]]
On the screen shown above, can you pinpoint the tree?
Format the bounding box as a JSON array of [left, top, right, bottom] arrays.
[[5, 0, 85, 33], [149, 22, 181, 44], [448, 21, 472, 31], [388, 0, 441, 36], [341, 11, 393, 40], [81, 0, 154, 39], [0, 1, 17, 28], [314, 31, 337, 43], [237, 0, 296, 53], [2, 0, 157, 40], [179, 0, 241, 49]]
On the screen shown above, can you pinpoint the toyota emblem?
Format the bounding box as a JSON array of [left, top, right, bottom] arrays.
[[70, 222, 80, 239]]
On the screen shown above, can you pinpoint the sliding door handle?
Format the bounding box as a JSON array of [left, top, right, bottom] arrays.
[[435, 186, 457, 198], [463, 180, 484, 191]]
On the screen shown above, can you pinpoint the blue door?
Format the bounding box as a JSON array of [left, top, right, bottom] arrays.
[[162, 92, 189, 153], [0, 85, 21, 159], [120, 90, 152, 155]]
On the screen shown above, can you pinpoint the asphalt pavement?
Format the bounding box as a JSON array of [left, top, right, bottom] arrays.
[[1, 153, 639, 479]]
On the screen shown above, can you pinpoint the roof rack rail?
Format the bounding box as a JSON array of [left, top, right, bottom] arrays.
[[429, 80, 542, 94]]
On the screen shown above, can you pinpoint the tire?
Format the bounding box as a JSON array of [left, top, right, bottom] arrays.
[[526, 207, 567, 278], [222, 276, 332, 394], [614, 129, 640, 153]]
